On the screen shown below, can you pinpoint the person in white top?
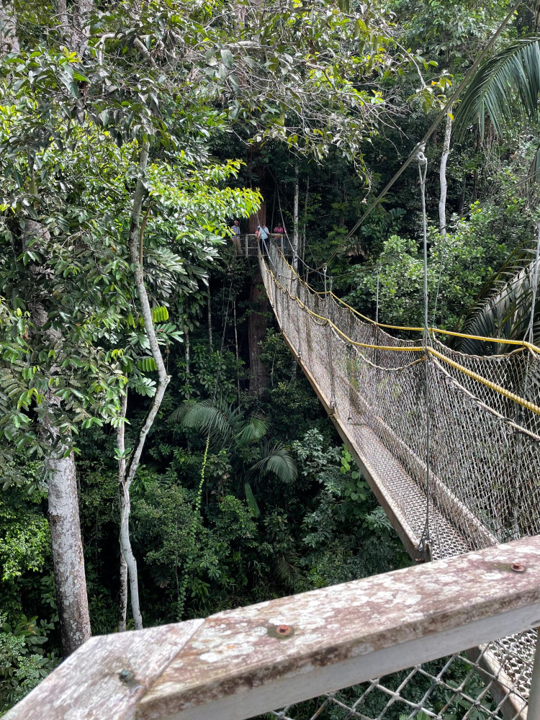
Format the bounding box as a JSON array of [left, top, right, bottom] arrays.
[[256, 224, 269, 241], [231, 219, 241, 251]]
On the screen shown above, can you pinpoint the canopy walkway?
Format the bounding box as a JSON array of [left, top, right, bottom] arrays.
[[6, 244, 540, 720], [260, 238, 540, 717]]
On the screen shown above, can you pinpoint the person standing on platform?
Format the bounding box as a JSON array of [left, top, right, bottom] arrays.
[[231, 219, 241, 251]]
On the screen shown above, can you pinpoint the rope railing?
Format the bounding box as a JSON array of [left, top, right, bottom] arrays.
[[260, 236, 540, 715]]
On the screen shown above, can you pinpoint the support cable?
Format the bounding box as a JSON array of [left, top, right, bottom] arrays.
[[417, 151, 433, 560]]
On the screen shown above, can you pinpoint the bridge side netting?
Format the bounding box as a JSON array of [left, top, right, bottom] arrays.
[[262, 242, 540, 558], [261, 241, 540, 704]]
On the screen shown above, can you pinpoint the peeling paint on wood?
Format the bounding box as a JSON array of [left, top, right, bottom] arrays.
[[137, 537, 540, 720]]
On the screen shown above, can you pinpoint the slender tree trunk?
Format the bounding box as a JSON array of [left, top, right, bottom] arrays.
[[119, 477, 143, 629], [120, 141, 171, 629], [72, 0, 94, 55], [25, 220, 90, 657], [57, 0, 68, 31], [439, 114, 452, 236], [234, 299, 240, 399], [183, 321, 191, 398], [302, 173, 309, 271], [117, 392, 129, 632], [207, 293, 213, 347], [293, 164, 299, 272], [0, 0, 19, 54], [248, 270, 268, 395], [46, 440, 91, 656], [118, 554, 128, 632]]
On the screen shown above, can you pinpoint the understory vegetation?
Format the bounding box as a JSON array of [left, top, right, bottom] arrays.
[[1, 0, 539, 716]]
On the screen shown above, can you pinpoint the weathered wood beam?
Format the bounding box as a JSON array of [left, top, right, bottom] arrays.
[[4, 621, 203, 720], [138, 536, 540, 720], [9, 537, 539, 720]]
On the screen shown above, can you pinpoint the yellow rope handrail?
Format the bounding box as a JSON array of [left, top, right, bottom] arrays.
[[262, 252, 540, 417], [274, 247, 540, 354]]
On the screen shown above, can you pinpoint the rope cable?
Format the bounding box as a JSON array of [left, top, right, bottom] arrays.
[[418, 154, 433, 559]]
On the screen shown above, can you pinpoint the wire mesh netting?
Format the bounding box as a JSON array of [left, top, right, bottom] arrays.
[[259, 241, 540, 719], [265, 643, 529, 720]]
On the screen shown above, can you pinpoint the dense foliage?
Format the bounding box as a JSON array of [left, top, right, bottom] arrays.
[[1, 0, 539, 714]]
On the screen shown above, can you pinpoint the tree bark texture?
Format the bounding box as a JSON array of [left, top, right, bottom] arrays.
[[121, 141, 171, 629], [293, 165, 299, 272], [0, 0, 19, 54], [118, 553, 128, 633], [117, 392, 130, 632], [207, 293, 213, 348], [72, 0, 94, 55], [47, 448, 92, 656], [24, 220, 91, 658], [248, 269, 268, 395], [439, 114, 452, 236]]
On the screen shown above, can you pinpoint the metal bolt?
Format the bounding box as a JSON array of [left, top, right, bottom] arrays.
[[512, 562, 525, 573], [276, 624, 292, 637]]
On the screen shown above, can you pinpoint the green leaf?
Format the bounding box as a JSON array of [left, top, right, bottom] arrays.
[[152, 306, 169, 322]]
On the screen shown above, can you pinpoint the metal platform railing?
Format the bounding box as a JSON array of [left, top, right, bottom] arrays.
[[234, 233, 287, 257], [5, 537, 540, 720]]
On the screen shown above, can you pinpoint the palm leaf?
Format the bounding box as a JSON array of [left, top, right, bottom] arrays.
[[455, 38, 540, 140], [170, 399, 233, 440], [460, 254, 539, 354], [235, 414, 268, 445], [244, 482, 261, 518], [250, 444, 297, 483]]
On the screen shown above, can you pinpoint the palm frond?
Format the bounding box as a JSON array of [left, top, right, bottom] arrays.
[[235, 414, 268, 445], [170, 399, 233, 440], [244, 482, 261, 518], [460, 255, 539, 354], [273, 553, 298, 588], [250, 444, 298, 483], [455, 38, 540, 140]]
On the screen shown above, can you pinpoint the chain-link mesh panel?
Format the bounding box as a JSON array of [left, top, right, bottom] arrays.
[[260, 242, 540, 717], [264, 644, 528, 720]]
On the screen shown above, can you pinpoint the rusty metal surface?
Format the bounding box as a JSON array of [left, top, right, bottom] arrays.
[[137, 537, 540, 720]]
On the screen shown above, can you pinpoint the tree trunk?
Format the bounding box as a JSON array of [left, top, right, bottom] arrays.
[[302, 173, 309, 271], [118, 553, 128, 632], [439, 114, 452, 236], [0, 0, 19, 54], [72, 0, 94, 55], [120, 140, 171, 629], [47, 445, 92, 656], [234, 299, 240, 399], [248, 269, 268, 395], [117, 392, 130, 632], [119, 479, 143, 629], [25, 220, 91, 658], [57, 0, 68, 31], [183, 321, 191, 398], [207, 293, 213, 348], [293, 164, 299, 272]]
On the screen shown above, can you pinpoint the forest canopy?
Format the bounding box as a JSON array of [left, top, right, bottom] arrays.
[[1, 0, 540, 713]]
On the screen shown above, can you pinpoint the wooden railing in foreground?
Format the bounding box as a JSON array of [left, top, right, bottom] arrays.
[[6, 536, 540, 720]]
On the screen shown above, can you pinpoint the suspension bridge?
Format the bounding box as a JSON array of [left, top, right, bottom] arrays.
[[259, 237, 540, 718], [7, 240, 540, 719]]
